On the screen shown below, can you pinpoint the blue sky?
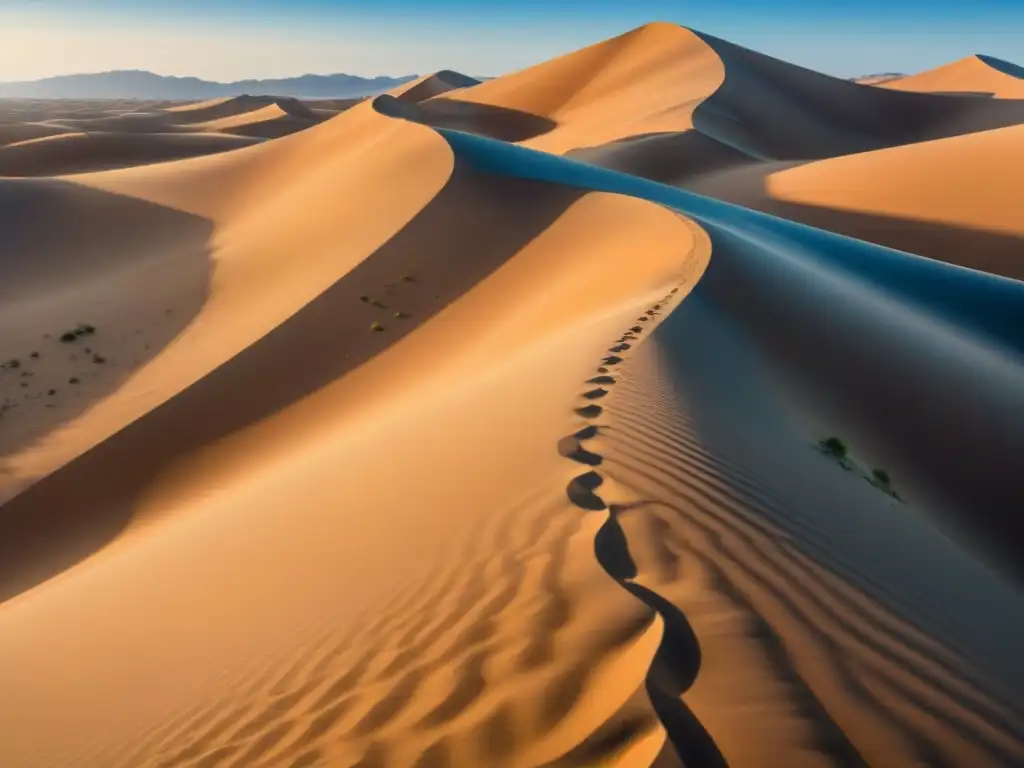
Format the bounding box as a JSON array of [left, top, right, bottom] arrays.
[[1, 0, 1022, 81]]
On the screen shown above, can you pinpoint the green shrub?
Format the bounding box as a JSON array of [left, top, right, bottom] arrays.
[[872, 468, 891, 486], [820, 436, 847, 458]]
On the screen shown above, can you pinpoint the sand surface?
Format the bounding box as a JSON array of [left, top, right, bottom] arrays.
[[878, 55, 1024, 98], [1, 20, 1023, 768]]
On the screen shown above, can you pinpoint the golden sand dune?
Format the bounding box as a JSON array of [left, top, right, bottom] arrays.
[[402, 24, 726, 153], [162, 94, 314, 123], [191, 103, 320, 139], [0, 126, 707, 766], [0, 130, 262, 175], [1, 19, 1023, 768], [879, 54, 1024, 98], [5, 95, 321, 136], [395, 71, 482, 104], [686, 123, 1024, 280], [398, 22, 1024, 186]]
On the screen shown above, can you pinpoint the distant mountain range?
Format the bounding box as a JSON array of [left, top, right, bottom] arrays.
[[0, 70, 420, 100], [851, 72, 907, 85]]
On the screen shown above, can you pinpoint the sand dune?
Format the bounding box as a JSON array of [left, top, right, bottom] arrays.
[[879, 54, 1024, 98], [1, 19, 1023, 768], [191, 103, 320, 139], [0, 148, 706, 765], [404, 23, 1024, 185], [0, 95, 325, 151], [162, 94, 298, 122], [0, 121, 73, 147], [0, 130, 262, 175], [685, 123, 1024, 280], [395, 70, 481, 104], [409, 23, 726, 154]]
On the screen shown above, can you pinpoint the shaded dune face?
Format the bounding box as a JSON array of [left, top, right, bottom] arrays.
[[2, 19, 1024, 768], [0, 179, 213, 475], [689, 30, 1024, 159]]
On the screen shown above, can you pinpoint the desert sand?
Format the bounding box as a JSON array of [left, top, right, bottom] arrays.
[[0, 95, 331, 175], [877, 54, 1024, 98], [1, 20, 1023, 768]]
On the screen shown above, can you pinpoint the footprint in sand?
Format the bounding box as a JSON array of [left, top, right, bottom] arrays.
[[556, 435, 602, 466], [566, 471, 606, 511]]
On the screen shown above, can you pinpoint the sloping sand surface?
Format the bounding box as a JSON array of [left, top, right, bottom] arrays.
[[408, 23, 727, 155], [0, 131, 261, 175], [0, 121, 73, 147], [0, 104, 453, 504], [395, 71, 481, 104], [163, 95, 302, 123], [0, 96, 323, 145], [685, 124, 1024, 280], [191, 103, 319, 139], [879, 54, 1024, 98], [2, 19, 1024, 768], [0, 169, 706, 765], [410, 22, 1024, 187]]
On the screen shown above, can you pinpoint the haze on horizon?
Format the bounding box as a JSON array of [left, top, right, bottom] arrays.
[[1, 0, 1023, 83]]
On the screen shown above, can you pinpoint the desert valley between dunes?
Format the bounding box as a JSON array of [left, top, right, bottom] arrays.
[[2, 20, 1024, 768]]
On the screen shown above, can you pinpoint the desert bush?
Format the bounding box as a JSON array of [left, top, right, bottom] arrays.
[[820, 436, 848, 458]]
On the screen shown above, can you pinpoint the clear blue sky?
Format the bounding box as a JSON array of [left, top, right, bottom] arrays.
[[1, 0, 1022, 81]]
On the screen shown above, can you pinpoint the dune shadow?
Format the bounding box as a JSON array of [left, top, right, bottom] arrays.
[[976, 54, 1024, 80], [375, 94, 557, 142], [689, 30, 1024, 160], [568, 130, 758, 185], [0, 178, 211, 472], [0, 164, 587, 603], [723, 194, 1024, 283], [925, 91, 996, 98]]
